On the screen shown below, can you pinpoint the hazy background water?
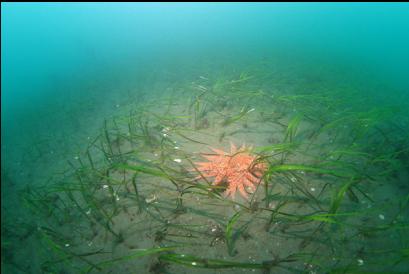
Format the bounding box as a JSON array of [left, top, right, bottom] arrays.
[[3, 2, 408, 173], [1, 3, 409, 273], [3, 3, 409, 119]]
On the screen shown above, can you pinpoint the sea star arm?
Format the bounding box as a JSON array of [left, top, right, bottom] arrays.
[[237, 183, 249, 200], [209, 147, 227, 155], [224, 184, 238, 200]]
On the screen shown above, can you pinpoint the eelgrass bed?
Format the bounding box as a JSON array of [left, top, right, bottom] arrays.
[[2, 63, 409, 274]]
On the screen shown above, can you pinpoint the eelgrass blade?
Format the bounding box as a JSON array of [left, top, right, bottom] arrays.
[[266, 164, 349, 179], [159, 253, 266, 269], [115, 163, 171, 179], [225, 211, 241, 256], [329, 178, 357, 214], [284, 114, 303, 142], [83, 246, 177, 273]]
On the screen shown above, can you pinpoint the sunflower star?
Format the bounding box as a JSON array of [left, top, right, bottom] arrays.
[[194, 142, 267, 200]]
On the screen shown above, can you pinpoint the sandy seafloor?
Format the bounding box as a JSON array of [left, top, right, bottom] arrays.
[[2, 56, 409, 274]]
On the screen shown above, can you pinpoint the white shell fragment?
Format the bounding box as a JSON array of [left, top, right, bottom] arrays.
[[145, 195, 157, 203]]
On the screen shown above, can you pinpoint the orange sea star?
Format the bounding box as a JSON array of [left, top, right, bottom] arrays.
[[194, 142, 267, 200]]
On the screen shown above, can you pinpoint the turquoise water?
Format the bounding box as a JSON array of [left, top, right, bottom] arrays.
[[2, 3, 409, 273]]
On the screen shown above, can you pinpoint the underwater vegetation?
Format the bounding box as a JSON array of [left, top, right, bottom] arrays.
[[2, 60, 409, 274]]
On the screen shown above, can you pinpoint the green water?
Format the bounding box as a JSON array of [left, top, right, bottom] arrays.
[[1, 3, 409, 273]]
